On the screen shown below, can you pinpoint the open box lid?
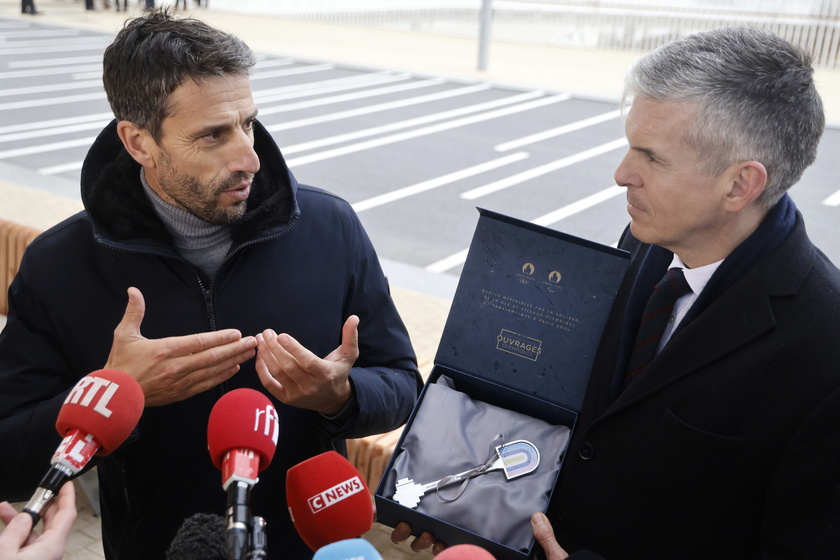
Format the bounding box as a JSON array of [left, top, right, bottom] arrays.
[[435, 209, 630, 412]]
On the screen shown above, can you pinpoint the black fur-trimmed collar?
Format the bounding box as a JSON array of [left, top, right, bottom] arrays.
[[81, 119, 298, 246]]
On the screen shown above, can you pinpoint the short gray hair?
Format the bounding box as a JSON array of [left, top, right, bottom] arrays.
[[103, 9, 256, 142], [621, 26, 824, 208]]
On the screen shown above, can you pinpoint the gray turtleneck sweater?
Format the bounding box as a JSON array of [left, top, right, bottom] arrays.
[[140, 169, 232, 280]]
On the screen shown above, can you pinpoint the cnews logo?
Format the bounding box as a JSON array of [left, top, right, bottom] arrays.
[[307, 476, 364, 514]]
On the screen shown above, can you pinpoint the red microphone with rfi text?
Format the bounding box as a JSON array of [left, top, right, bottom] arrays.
[[23, 369, 144, 524], [207, 388, 279, 560]]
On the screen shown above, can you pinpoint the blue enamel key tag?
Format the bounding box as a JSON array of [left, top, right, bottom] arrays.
[[497, 439, 540, 479]]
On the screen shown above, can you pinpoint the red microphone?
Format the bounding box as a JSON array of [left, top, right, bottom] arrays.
[[286, 451, 374, 551], [435, 545, 497, 559], [23, 369, 144, 524], [207, 388, 279, 560]]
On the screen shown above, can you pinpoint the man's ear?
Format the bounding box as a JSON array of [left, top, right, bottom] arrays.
[[116, 120, 157, 168], [724, 160, 767, 212]]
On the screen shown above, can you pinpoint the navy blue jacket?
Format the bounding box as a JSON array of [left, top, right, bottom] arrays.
[[0, 120, 422, 560]]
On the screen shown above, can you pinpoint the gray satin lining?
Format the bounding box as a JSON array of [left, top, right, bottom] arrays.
[[386, 376, 571, 552]]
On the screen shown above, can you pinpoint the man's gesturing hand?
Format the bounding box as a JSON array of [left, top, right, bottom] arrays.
[[255, 315, 360, 416], [105, 287, 258, 406]]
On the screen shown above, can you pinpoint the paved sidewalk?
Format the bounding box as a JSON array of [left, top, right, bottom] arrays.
[[2, 1, 840, 558]]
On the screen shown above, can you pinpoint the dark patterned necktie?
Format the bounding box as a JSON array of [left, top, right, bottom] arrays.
[[624, 267, 692, 385]]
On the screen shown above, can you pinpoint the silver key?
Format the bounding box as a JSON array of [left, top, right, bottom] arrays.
[[392, 440, 540, 509], [393, 456, 505, 508]]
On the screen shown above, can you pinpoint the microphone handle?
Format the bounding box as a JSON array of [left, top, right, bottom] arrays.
[[22, 463, 74, 526], [226, 480, 252, 560], [246, 516, 267, 560]]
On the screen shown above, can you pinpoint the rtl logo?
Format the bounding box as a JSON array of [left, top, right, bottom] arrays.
[[63, 375, 121, 418], [53, 431, 98, 471]]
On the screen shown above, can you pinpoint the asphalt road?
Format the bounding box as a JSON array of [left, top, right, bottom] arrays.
[[2, 16, 838, 296]]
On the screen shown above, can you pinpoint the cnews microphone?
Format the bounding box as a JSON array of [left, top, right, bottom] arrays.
[[313, 538, 382, 560], [435, 544, 497, 559], [24, 369, 144, 525], [207, 388, 279, 560], [286, 451, 373, 551]]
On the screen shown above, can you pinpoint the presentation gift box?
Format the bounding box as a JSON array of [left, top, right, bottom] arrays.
[[375, 209, 629, 559]]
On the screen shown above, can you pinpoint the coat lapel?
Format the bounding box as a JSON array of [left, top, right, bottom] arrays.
[[602, 219, 815, 416], [616, 275, 775, 406]]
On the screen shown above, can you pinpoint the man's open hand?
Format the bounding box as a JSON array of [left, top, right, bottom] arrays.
[[105, 287, 258, 406], [255, 315, 359, 415]]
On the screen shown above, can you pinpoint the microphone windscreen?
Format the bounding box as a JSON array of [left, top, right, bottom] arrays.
[[167, 512, 227, 559], [207, 388, 278, 471], [435, 544, 497, 559], [55, 369, 144, 455], [286, 451, 373, 551], [313, 538, 382, 560]]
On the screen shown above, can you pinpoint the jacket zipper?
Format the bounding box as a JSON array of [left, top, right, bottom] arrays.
[[198, 212, 302, 328], [201, 220, 301, 396], [195, 272, 217, 332]]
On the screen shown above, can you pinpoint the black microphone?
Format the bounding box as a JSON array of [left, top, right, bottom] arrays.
[[166, 513, 267, 560]]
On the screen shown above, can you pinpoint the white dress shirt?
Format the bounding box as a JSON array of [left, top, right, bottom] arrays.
[[658, 254, 723, 352]]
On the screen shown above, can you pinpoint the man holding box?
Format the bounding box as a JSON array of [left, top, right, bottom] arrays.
[[397, 25, 840, 559]]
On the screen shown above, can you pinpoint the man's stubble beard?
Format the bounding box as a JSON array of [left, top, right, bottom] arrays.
[[157, 151, 250, 226]]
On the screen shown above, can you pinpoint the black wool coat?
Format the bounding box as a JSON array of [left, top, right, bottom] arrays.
[[551, 212, 840, 560], [0, 120, 422, 560]]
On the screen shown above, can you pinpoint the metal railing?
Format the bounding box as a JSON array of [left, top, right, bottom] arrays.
[[209, 0, 840, 68]]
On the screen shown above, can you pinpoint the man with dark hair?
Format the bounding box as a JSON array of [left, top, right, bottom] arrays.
[[0, 9, 421, 560], [397, 25, 840, 560]]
